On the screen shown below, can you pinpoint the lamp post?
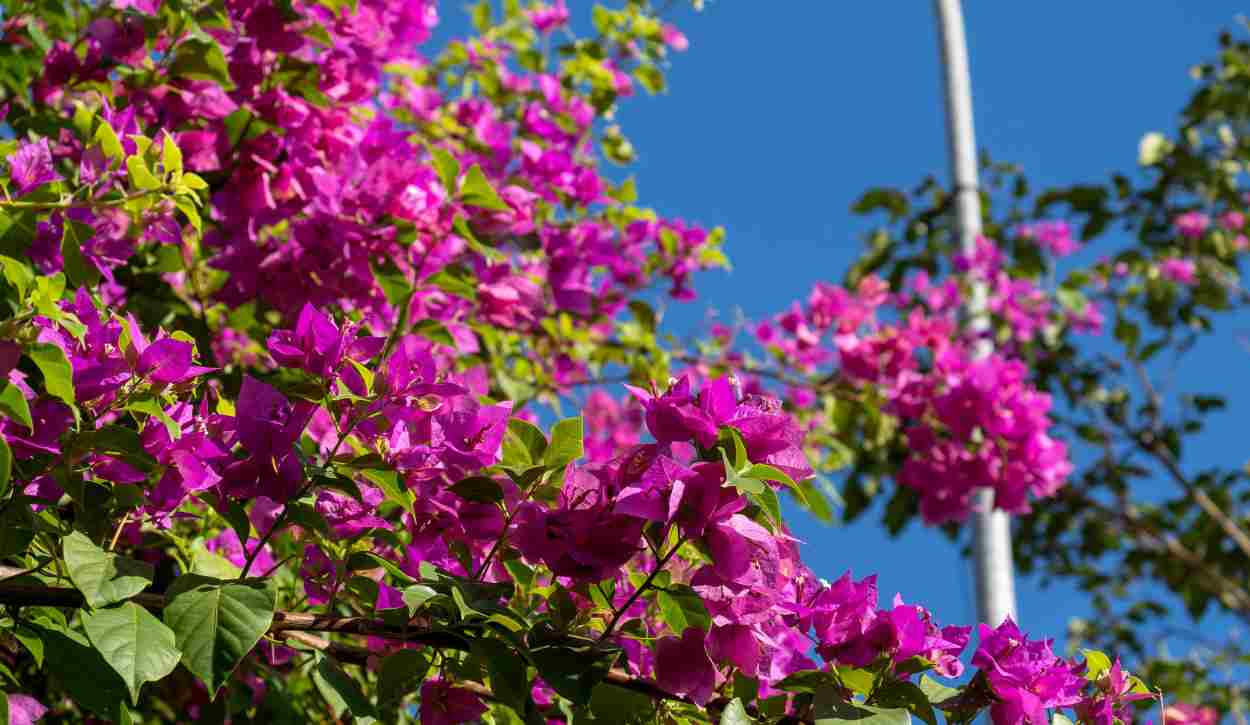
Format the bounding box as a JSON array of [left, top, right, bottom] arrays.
[[932, 0, 1018, 627]]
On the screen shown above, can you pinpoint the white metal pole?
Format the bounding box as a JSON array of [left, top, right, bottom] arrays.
[[932, 0, 1018, 627]]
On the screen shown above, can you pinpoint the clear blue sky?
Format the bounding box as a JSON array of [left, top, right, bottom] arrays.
[[435, 3, 1250, 646]]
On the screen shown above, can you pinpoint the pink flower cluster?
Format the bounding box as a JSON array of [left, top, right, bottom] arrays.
[[16, 0, 719, 390], [747, 241, 1074, 522]]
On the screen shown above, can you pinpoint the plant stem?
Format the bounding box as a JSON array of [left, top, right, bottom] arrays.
[[598, 534, 686, 643], [239, 410, 365, 578]]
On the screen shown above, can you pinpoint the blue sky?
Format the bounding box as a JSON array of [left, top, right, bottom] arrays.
[[434, 2, 1250, 647]]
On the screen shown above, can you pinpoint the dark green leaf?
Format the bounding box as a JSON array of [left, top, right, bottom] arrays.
[[162, 575, 275, 697], [61, 220, 100, 288], [35, 622, 131, 717], [529, 642, 617, 706], [814, 689, 911, 725], [378, 649, 430, 706], [473, 638, 529, 709], [345, 551, 416, 585], [873, 680, 936, 725], [83, 602, 182, 704], [169, 39, 234, 87], [313, 654, 378, 720], [370, 260, 411, 308], [450, 476, 505, 504], [412, 319, 454, 347]]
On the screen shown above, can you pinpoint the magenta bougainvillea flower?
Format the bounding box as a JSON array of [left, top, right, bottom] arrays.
[[5, 138, 60, 196]]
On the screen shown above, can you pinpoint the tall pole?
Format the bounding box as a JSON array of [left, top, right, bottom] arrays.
[[932, 0, 1017, 627]]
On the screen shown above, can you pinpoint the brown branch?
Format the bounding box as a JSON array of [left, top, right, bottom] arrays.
[[1133, 430, 1250, 564], [1072, 494, 1250, 615], [0, 575, 802, 721]]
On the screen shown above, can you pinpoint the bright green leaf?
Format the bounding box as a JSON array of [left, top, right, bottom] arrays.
[[63, 530, 154, 609], [503, 418, 547, 468], [459, 164, 509, 211], [544, 416, 584, 468], [126, 155, 161, 191], [161, 132, 183, 177], [721, 698, 757, 725], [0, 383, 32, 431], [28, 343, 75, 405]]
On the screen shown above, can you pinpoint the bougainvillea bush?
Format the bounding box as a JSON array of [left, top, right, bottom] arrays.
[[0, 0, 1161, 723]]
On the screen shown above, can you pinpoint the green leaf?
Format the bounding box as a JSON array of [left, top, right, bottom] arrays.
[[0, 256, 34, 299], [0, 383, 32, 431], [60, 220, 100, 288], [345, 551, 417, 585], [473, 638, 529, 709], [917, 675, 960, 706], [0, 436, 11, 500], [837, 666, 875, 696], [377, 649, 430, 705], [748, 487, 782, 532], [13, 623, 44, 667], [450, 475, 504, 504], [35, 622, 131, 717], [459, 164, 509, 211], [503, 418, 547, 468], [161, 132, 183, 177], [83, 602, 182, 704], [28, 343, 75, 405], [776, 669, 838, 694], [655, 584, 710, 632], [544, 416, 584, 468], [427, 265, 477, 301], [744, 463, 798, 490], [360, 469, 413, 513], [1082, 649, 1112, 680], [412, 319, 454, 347], [313, 654, 378, 722], [589, 683, 657, 723], [428, 145, 460, 194], [126, 155, 161, 191], [169, 39, 234, 87], [873, 680, 936, 725], [1053, 714, 1076, 725], [126, 398, 181, 440], [63, 530, 155, 609], [529, 642, 617, 706], [814, 689, 911, 725], [162, 575, 275, 697], [721, 698, 757, 725], [402, 584, 439, 614], [191, 548, 242, 579], [93, 122, 125, 163], [370, 260, 411, 308], [720, 448, 764, 495]]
